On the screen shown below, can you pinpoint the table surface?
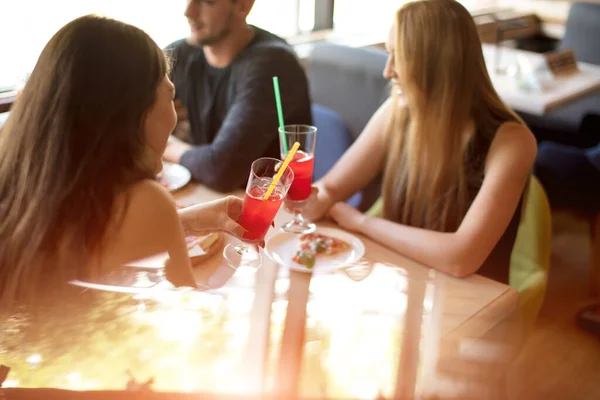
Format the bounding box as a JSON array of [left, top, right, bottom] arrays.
[[173, 183, 521, 399], [0, 182, 521, 399], [483, 44, 600, 116]]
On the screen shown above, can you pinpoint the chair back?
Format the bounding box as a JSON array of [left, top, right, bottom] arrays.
[[307, 43, 389, 141], [312, 104, 353, 182], [311, 104, 366, 209], [368, 177, 552, 334], [560, 2, 600, 65], [509, 176, 552, 333]]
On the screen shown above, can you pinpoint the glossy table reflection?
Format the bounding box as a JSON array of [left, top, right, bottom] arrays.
[[1, 183, 522, 399], [176, 183, 523, 399]]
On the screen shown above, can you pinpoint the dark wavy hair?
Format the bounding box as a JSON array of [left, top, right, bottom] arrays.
[[0, 15, 168, 305]]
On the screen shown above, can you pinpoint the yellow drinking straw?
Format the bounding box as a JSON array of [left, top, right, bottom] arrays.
[[263, 141, 300, 200]]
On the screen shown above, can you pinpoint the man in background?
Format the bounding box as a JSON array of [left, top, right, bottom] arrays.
[[163, 0, 312, 192]]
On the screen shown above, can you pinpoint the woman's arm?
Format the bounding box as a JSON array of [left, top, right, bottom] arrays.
[[330, 122, 537, 278], [177, 196, 245, 238], [305, 97, 396, 220], [103, 180, 197, 288]]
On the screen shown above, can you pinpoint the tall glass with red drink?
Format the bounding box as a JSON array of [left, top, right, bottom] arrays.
[[279, 125, 317, 234], [223, 157, 294, 269]]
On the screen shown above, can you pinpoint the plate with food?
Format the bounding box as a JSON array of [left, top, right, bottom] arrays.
[[266, 227, 365, 273], [68, 233, 224, 293], [157, 161, 191, 192], [125, 232, 224, 269]]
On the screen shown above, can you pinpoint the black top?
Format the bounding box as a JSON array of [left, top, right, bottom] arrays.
[[389, 122, 524, 284], [478, 205, 521, 284], [463, 126, 523, 284], [164, 27, 312, 192]]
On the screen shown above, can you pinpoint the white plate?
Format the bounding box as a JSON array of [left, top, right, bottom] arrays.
[[68, 279, 210, 295], [123, 234, 216, 270], [159, 161, 191, 192], [265, 227, 365, 273]]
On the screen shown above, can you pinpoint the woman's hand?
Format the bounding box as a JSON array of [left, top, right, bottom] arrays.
[[302, 183, 335, 221], [178, 196, 246, 239], [328, 202, 367, 233]]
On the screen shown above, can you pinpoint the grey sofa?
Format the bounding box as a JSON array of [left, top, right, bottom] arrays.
[[306, 43, 389, 141], [305, 43, 389, 210]]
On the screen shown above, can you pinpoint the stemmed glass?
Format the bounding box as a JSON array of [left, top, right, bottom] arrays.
[[223, 157, 294, 269], [279, 125, 317, 234]]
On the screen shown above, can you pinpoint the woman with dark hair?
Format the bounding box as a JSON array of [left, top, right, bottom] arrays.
[[0, 15, 245, 306]]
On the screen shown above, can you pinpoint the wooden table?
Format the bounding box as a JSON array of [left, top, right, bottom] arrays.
[[174, 183, 522, 399], [0, 182, 521, 399], [482, 44, 600, 115]]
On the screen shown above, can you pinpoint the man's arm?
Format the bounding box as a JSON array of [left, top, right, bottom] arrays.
[[168, 47, 312, 192]]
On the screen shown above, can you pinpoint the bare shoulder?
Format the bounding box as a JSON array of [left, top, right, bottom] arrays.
[[368, 96, 406, 140], [126, 179, 176, 214], [102, 179, 180, 268], [486, 121, 537, 172], [491, 121, 537, 157], [378, 95, 406, 116], [117, 179, 180, 238]]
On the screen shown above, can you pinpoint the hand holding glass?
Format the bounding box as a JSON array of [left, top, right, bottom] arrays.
[[279, 125, 317, 234], [223, 157, 294, 269]]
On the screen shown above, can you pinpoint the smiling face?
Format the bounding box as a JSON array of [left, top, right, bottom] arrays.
[[383, 20, 402, 95]]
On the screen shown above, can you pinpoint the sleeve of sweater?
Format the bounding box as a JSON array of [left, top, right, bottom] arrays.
[[586, 144, 600, 172], [179, 46, 312, 192]]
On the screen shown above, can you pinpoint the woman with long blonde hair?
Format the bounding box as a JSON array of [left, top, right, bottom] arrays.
[[0, 15, 246, 307], [306, 0, 536, 283]]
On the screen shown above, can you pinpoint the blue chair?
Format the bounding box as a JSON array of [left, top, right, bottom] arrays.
[[312, 104, 362, 208]]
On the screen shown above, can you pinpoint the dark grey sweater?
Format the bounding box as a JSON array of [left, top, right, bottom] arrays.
[[165, 28, 312, 192]]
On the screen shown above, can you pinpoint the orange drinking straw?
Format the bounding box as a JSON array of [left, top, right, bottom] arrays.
[[263, 141, 300, 200]]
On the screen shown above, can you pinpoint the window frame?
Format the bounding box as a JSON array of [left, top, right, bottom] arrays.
[[314, 0, 335, 30]]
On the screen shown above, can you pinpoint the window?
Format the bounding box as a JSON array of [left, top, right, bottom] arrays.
[[0, 0, 505, 89], [332, 0, 504, 37], [248, 0, 316, 36], [333, 0, 403, 36], [0, 0, 312, 89]]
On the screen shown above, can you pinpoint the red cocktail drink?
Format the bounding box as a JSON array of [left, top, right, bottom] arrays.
[[286, 150, 314, 201], [238, 186, 285, 242], [222, 157, 294, 269], [279, 125, 317, 234]]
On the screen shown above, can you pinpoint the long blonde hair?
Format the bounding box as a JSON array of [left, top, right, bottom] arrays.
[[382, 0, 522, 232]]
